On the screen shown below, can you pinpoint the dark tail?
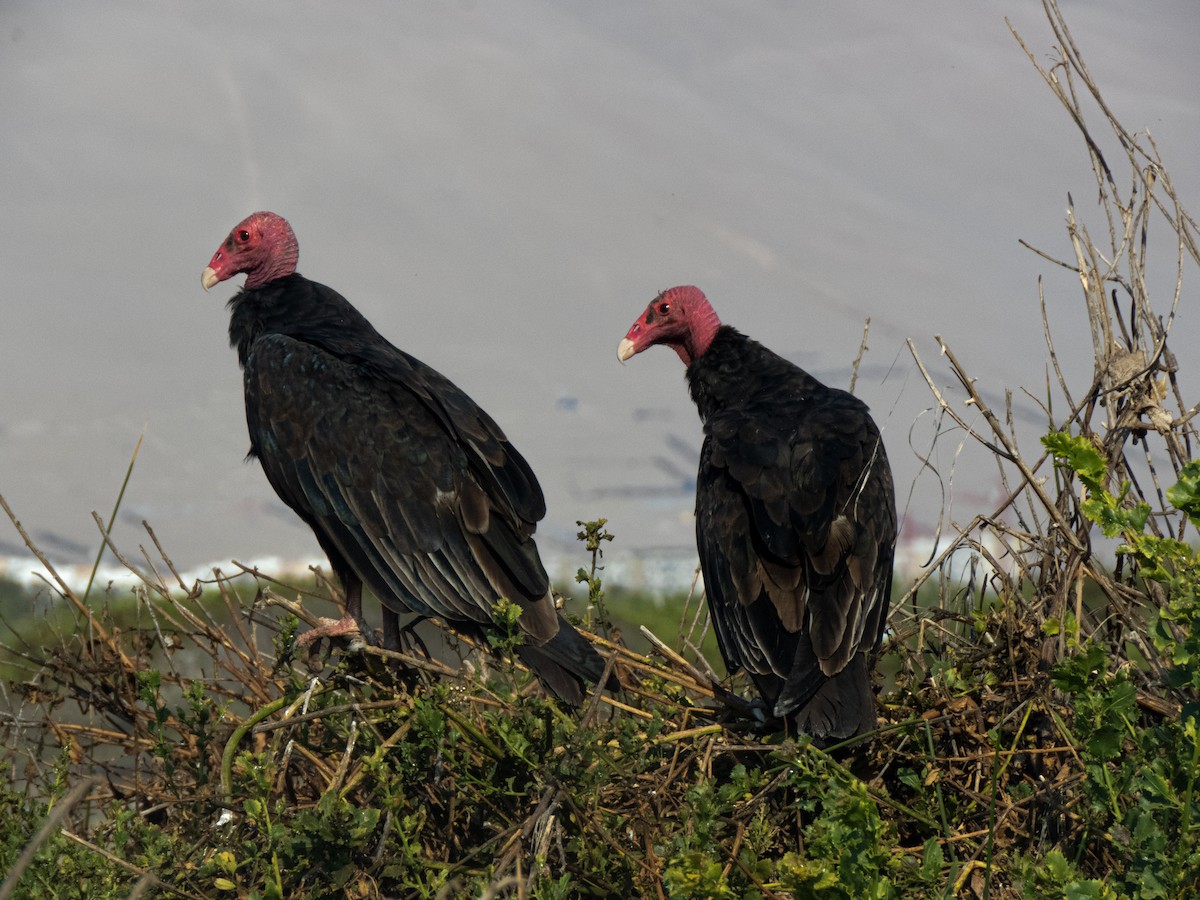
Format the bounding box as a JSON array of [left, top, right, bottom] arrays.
[[789, 654, 877, 740], [517, 615, 617, 705]]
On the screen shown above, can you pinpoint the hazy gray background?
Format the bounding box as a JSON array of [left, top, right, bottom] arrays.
[[2, 1, 1198, 588]]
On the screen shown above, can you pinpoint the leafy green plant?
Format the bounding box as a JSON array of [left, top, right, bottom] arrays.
[[575, 518, 616, 636], [1042, 433, 1200, 895], [1014, 849, 1118, 900], [1045, 432, 1200, 705], [776, 746, 900, 899]]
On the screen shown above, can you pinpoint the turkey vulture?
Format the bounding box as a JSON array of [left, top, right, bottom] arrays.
[[618, 286, 895, 738], [201, 211, 608, 703]]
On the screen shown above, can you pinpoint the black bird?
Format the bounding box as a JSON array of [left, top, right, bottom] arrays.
[[202, 211, 608, 703], [618, 286, 895, 738]]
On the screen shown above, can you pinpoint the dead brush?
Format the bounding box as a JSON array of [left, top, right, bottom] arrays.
[[0, 510, 796, 897]]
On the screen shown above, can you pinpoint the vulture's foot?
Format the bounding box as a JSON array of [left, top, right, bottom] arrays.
[[297, 614, 366, 652]]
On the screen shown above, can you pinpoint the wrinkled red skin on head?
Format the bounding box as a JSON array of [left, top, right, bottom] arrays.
[[205, 211, 299, 289], [621, 285, 721, 367]]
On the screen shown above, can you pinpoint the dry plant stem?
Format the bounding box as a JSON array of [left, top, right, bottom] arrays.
[[678, 565, 720, 682], [323, 718, 358, 798], [338, 715, 414, 797], [849, 317, 871, 395], [215, 576, 262, 675], [230, 560, 328, 603], [0, 492, 86, 608], [639, 625, 711, 685], [1030, 0, 1200, 265], [1011, 6, 1199, 424], [492, 783, 562, 883], [931, 336, 1086, 553], [89, 512, 154, 594], [638, 625, 761, 720], [597, 693, 655, 720], [251, 698, 412, 735], [142, 520, 194, 596], [83, 431, 143, 604], [127, 569, 275, 705], [589, 631, 721, 703], [579, 647, 620, 729], [0, 494, 139, 673], [651, 724, 723, 745], [1039, 278, 1076, 414]]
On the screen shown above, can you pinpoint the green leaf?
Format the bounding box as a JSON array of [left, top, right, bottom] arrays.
[[1052, 644, 1108, 693], [1043, 849, 1071, 880], [1167, 460, 1200, 526], [214, 851, 238, 875], [1064, 883, 1112, 900], [1125, 501, 1151, 532], [920, 837, 944, 881], [1043, 431, 1108, 492]]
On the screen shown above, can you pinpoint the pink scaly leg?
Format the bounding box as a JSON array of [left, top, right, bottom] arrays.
[[296, 577, 365, 647]]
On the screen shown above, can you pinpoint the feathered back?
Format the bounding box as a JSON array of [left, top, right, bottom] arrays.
[[688, 326, 895, 738]]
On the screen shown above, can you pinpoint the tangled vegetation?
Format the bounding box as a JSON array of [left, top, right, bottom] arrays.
[[2, 3, 1199, 897]]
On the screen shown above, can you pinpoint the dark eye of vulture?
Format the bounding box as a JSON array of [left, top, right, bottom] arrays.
[[619, 285, 896, 740]]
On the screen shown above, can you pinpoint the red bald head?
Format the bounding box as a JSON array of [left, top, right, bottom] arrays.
[[617, 285, 722, 367], [202, 211, 299, 291]]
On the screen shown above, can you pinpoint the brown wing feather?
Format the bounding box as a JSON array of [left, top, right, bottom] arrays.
[[245, 333, 557, 637]]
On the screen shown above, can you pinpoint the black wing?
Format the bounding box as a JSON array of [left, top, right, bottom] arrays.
[[243, 332, 564, 643], [696, 390, 895, 718]]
